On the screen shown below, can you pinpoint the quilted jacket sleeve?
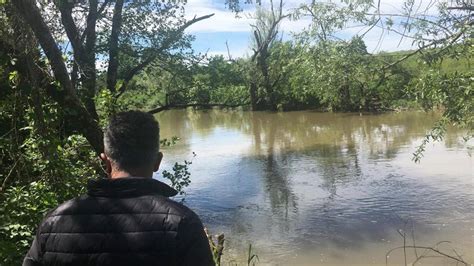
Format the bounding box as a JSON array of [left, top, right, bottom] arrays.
[[177, 213, 215, 266], [22, 236, 42, 266]]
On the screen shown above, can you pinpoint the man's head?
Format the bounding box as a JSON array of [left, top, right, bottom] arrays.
[[100, 111, 163, 178]]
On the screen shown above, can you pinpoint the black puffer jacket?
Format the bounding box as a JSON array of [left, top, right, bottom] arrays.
[[23, 177, 214, 266]]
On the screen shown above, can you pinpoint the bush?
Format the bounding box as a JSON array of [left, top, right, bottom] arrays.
[[0, 91, 99, 265]]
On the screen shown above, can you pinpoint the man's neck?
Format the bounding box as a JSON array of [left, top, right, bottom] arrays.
[[110, 170, 152, 179]]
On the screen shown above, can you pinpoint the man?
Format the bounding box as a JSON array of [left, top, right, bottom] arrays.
[[23, 111, 214, 266]]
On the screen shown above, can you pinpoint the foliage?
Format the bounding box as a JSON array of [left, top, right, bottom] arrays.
[[95, 88, 121, 127], [0, 71, 194, 265], [0, 48, 98, 265], [202, 56, 248, 105], [0, 178, 88, 265], [0, 91, 98, 265], [292, 0, 372, 42], [117, 54, 250, 111], [412, 118, 448, 163], [160, 136, 180, 147], [162, 158, 193, 197], [354, 0, 472, 146], [409, 69, 473, 161], [409, 70, 473, 129], [2, 0, 214, 153], [159, 136, 197, 198], [106, 0, 471, 118]]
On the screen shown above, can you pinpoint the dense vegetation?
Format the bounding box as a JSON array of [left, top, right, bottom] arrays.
[[122, 42, 472, 112], [0, 0, 472, 264]]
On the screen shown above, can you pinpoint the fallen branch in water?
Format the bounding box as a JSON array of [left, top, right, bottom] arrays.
[[147, 103, 248, 114], [386, 220, 469, 265], [386, 244, 468, 265]]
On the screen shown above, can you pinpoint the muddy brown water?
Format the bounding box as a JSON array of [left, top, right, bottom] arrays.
[[154, 109, 473, 265]]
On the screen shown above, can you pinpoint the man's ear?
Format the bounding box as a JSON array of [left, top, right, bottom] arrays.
[[100, 153, 112, 177], [153, 152, 163, 172]]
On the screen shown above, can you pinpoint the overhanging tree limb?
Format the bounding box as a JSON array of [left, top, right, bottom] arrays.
[[147, 103, 248, 114], [381, 27, 466, 71], [447, 6, 474, 11], [115, 13, 214, 97]]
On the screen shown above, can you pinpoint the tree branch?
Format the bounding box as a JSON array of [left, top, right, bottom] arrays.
[[106, 0, 124, 93], [381, 28, 466, 71], [115, 13, 214, 96], [225, 40, 234, 62], [0, 159, 19, 194], [57, 2, 87, 66], [81, 0, 109, 43], [363, 12, 454, 36], [98, 0, 110, 16], [57, 0, 99, 118], [83, 0, 99, 119], [447, 6, 474, 11], [386, 245, 468, 265], [84, 0, 98, 54]]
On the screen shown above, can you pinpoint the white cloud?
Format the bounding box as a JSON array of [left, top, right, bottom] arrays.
[[184, 5, 253, 33], [184, 0, 440, 53], [184, 0, 312, 33]]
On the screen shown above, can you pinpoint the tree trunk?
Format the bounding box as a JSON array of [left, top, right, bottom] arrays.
[[339, 84, 352, 111], [11, 0, 104, 154], [82, 0, 99, 120], [106, 0, 125, 93], [249, 81, 258, 111], [258, 53, 277, 111]]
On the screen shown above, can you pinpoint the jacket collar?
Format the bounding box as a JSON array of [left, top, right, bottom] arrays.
[[87, 177, 178, 198]]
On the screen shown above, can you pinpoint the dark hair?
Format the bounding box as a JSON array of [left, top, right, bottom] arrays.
[[104, 111, 159, 171]]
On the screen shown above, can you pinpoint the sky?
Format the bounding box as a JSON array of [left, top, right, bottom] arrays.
[[182, 0, 440, 58]]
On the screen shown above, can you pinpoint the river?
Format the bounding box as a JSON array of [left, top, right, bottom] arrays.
[[154, 109, 473, 265]]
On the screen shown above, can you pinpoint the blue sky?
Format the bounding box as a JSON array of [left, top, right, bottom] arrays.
[[183, 0, 439, 57]]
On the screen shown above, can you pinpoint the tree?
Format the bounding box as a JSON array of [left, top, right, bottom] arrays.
[[0, 1, 213, 263], [249, 0, 287, 110], [293, 0, 472, 134], [360, 0, 473, 153], [8, 0, 213, 153]]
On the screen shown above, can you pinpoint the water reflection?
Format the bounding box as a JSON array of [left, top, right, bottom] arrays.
[[159, 110, 464, 156], [250, 112, 298, 225], [155, 109, 473, 264]]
